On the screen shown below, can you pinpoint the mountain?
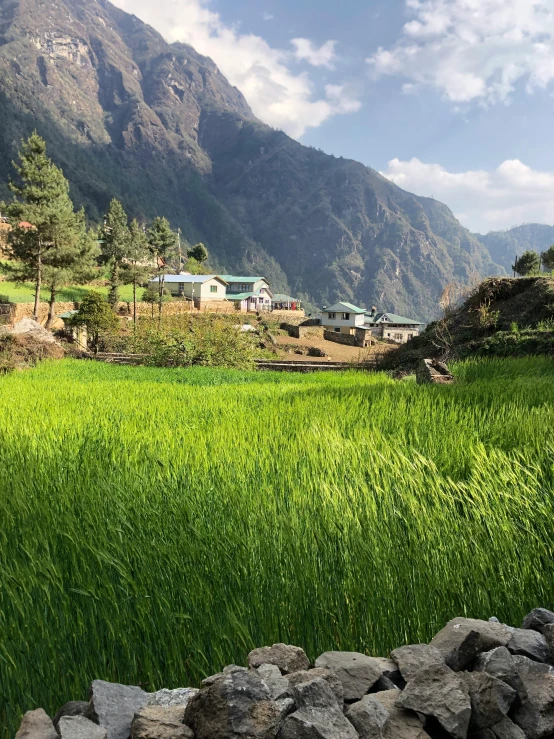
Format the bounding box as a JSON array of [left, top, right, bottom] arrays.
[[0, 0, 501, 320], [475, 224, 554, 274]]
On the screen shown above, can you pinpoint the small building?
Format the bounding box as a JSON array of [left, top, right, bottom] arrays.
[[220, 276, 274, 312], [272, 294, 302, 312], [320, 302, 367, 334], [364, 308, 422, 344], [149, 275, 229, 307]]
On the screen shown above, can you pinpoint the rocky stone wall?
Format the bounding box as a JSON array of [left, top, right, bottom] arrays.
[[17, 608, 554, 739], [324, 330, 357, 346]]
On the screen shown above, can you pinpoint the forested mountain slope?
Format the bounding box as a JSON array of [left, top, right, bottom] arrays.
[[0, 0, 501, 319], [475, 224, 554, 274]]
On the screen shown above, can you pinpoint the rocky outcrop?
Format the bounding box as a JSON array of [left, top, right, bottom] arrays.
[[416, 359, 455, 385], [15, 609, 554, 739]]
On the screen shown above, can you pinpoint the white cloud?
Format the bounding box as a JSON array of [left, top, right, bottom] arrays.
[[291, 39, 337, 68], [262, 13, 274, 21], [367, 0, 554, 105], [110, 0, 359, 138], [381, 157, 554, 232]]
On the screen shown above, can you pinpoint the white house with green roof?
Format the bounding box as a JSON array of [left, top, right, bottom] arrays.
[[320, 302, 368, 334], [219, 275, 274, 312], [364, 308, 422, 344]]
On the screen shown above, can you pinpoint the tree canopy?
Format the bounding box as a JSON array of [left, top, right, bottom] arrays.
[[512, 251, 541, 277]]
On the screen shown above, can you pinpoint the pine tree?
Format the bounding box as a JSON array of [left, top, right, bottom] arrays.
[[4, 133, 86, 321], [70, 291, 118, 353], [100, 199, 130, 309], [187, 242, 209, 265], [147, 217, 178, 322], [121, 219, 151, 324], [541, 245, 554, 272], [512, 251, 541, 277]]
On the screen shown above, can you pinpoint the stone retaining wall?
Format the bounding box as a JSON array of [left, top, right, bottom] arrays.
[[16, 607, 554, 739], [324, 330, 357, 346]]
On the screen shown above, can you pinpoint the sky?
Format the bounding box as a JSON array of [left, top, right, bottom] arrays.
[[110, 0, 554, 234]]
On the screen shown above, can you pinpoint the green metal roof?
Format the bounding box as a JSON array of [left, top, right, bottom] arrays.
[[226, 292, 255, 301], [219, 276, 266, 283], [323, 302, 366, 314], [366, 312, 422, 325], [273, 294, 299, 302]]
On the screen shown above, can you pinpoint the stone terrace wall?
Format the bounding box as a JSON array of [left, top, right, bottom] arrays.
[[324, 329, 357, 346]]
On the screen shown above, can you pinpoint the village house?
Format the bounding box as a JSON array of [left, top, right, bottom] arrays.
[[149, 275, 229, 308], [320, 303, 368, 334], [364, 307, 422, 344], [219, 276, 274, 312]]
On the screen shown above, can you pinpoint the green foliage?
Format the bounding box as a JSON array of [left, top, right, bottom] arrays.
[[187, 242, 208, 264], [0, 293, 11, 303], [70, 291, 119, 351], [148, 217, 178, 319], [541, 245, 554, 271], [3, 133, 89, 318], [1, 357, 554, 736], [129, 315, 256, 368], [121, 219, 152, 322], [100, 199, 131, 307], [512, 250, 541, 276]]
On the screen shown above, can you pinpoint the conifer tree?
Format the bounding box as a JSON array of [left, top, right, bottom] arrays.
[[147, 217, 178, 321], [121, 219, 151, 324], [100, 199, 130, 309], [4, 133, 85, 321], [541, 245, 554, 272], [512, 251, 541, 276]]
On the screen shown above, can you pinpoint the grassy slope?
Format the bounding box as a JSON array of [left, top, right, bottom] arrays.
[[1, 358, 554, 735], [0, 279, 136, 304]]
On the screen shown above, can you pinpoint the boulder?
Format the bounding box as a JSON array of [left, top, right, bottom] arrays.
[[287, 668, 344, 707], [462, 671, 516, 732], [508, 629, 551, 663], [390, 645, 445, 683], [347, 690, 429, 739], [52, 702, 90, 728], [314, 652, 382, 700], [474, 647, 527, 703], [146, 688, 199, 707], [416, 359, 454, 385], [184, 669, 281, 739], [522, 609, 554, 633], [276, 698, 296, 720], [395, 663, 471, 739], [248, 644, 310, 674], [15, 709, 58, 739], [202, 665, 247, 687], [279, 678, 358, 739], [58, 716, 107, 739], [429, 618, 512, 671], [511, 655, 554, 739], [258, 664, 290, 700], [88, 680, 149, 739], [131, 706, 193, 739], [544, 624, 554, 654], [489, 717, 526, 739], [370, 676, 397, 692], [372, 658, 401, 684]]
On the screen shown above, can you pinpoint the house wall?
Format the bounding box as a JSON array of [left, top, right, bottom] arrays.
[[320, 312, 366, 331], [371, 324, 420, 344], [151, 279, 227, 301]]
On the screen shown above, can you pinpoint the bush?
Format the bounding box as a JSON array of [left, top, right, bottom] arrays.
[[0, 294, 11, 304]]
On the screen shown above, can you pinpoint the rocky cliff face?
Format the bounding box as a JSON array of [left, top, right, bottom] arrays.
[[0, 0, 501, 320]]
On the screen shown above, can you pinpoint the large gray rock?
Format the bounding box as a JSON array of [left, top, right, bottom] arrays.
[[314, 652, 382, 700], [184, 669, 280, 739], [279, 678, 358, 739], [474, 647, 527, 703], [53, 702, 90, 728], [146, 688, 199, 707], [522, 609, 554, 633], [462, 671, 516, 732], [390, 644, 445, 683], [58, 716, 107, 739], [395, 663, 471, 739], [508, 629, 551, 663], [88, 680, 149, 739], [346, 690, 429, 739], [511, 655, 554, 739], [489, 717, 526, 739], [131, 706, 193, 739], [287, 668, 344, 707], [258, 664, 290, 700], [15, 709, 58, 739], [248, 644, 310, 674], [429, 617, 512, 671], [372, 659, 401, 684]]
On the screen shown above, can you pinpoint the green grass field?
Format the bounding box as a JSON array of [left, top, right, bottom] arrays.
[[0, 279, 135, 303], [1, 358, 554, 735]]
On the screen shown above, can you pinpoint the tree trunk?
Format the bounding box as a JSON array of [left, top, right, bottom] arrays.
[[33, 243, 42, 321], [45, 284, 57, 329], [109, 261, 119, 309], [158, 270, 164, 326]]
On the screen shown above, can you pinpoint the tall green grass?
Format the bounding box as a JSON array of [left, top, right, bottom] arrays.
[[1, 357, 554, 736]]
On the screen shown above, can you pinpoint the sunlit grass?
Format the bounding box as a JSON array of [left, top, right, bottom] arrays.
[[1, 357, 553, 736]]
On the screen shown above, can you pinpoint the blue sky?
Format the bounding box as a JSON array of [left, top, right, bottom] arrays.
[[113, 0, 554, 234]]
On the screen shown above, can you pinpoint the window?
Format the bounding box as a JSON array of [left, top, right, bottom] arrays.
[[334, 327, 341, 333], [408, 334, 413, 340], [342, 313, 350, 320], [239, 283, 250, 291], [394, 333, 403, 341], [210, 285, 218, 294], [329, 312, 336, 320]]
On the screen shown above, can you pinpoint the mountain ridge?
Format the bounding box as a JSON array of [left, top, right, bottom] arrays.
[[0, 0, 501, 320]]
